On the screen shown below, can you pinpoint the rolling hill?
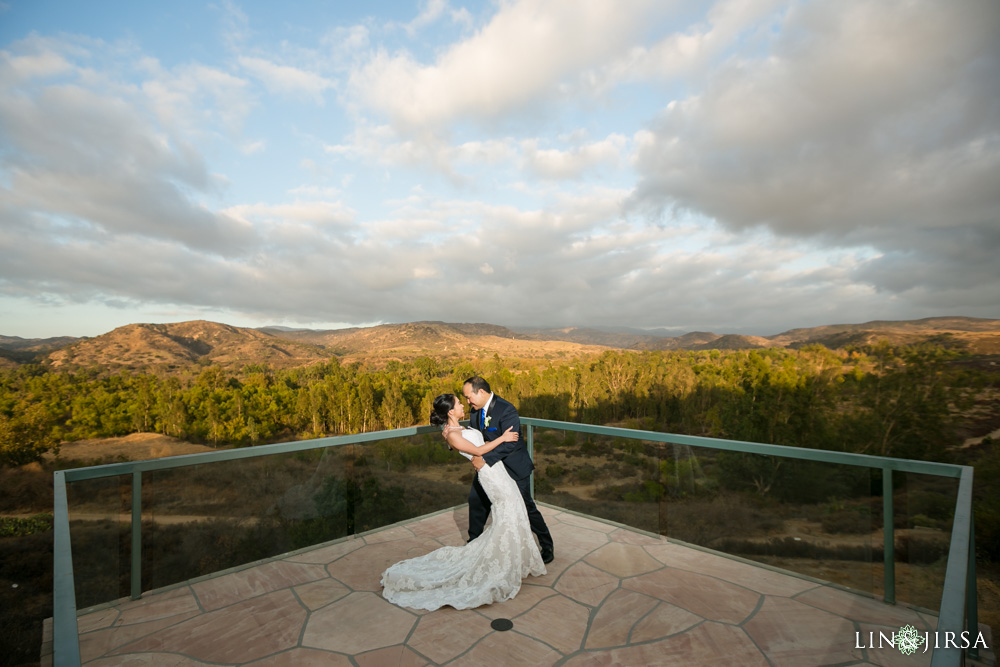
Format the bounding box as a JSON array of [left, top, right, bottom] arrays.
[[766, 316, 1000, 353], [43, 321, 332, 371], [259, 321, 613, 364], [1, 316, 997, 373]]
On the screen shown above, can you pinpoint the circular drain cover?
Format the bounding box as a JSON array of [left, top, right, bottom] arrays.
[[491, 618, 514, 632]]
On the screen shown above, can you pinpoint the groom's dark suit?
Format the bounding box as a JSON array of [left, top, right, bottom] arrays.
[[469, 394, 554, 560]]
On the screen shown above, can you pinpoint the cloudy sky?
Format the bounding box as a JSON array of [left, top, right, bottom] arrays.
[[1, 0, 997, 339]]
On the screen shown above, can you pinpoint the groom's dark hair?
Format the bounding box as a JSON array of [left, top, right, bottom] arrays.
[[463, 376, 491, 394]]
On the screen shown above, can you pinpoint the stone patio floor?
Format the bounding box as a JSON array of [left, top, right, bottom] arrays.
[[44, 504, 995, 666]]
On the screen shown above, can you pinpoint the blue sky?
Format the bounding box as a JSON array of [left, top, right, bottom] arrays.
[[1, 0, 997, 339]]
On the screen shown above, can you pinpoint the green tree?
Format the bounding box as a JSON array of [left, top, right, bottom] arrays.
[[0, 403, 58, 466]]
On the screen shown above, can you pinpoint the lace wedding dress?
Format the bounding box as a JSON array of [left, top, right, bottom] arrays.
[[380, 428, 546, 610]]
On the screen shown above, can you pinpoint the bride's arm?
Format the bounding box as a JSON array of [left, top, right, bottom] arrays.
[[445, 427, 518, 456]]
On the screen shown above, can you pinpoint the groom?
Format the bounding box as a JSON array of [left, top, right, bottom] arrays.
[[463, 375, 554, 564]]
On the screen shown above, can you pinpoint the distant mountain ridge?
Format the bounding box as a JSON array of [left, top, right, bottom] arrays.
[[515, 317, 1000, 353], [0, 316, 997, 372], [0, 334, 81, 369]]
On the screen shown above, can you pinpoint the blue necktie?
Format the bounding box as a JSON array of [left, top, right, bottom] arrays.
[[480, 408, 486, 431]]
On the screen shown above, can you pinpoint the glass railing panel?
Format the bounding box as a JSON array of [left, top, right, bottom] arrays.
[[529, 433, 885, 598], [66, 474, 127, 608], [140, 445, 356, 592], [532, 428, 882, 598], [531, 428, 662, 535], [658, 443, 727, 546], [131, 434, 473, 595], [711, 452, 882, 595], [350, 433, 475, 531], [893, 471, 957, 612]]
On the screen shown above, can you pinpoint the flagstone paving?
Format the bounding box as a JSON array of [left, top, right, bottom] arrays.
[[45, 505, 995, 666]]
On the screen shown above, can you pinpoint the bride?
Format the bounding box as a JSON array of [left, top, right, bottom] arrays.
[[380, 393, 546, 611]]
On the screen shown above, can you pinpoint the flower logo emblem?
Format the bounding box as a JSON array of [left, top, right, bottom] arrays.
[[896, 625, 925, 655]]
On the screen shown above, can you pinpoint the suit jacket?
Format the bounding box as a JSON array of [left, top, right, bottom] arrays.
[[471, 394, 534, 481]]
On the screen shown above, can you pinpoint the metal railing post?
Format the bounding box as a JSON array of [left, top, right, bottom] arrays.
[[658, 443, 668, 537], [52, 470, 82, 666], [931, 466, 974, 666], [968, 512, 979, 660], [882, 466, 895, 604], [526, 424, 534, 498], [131, 471, 142, 600]]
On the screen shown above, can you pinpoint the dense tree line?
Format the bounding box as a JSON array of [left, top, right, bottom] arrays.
[[0, 342, 986, 468]]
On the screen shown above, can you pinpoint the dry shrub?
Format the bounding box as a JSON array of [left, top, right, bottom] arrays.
[[821, 509, 872, 535], [667, 494, 782, 546], [895, 533, 950, 565], [0, 463, 53, 513], [0, 528, 53, 667], [717, 536, 879, 562]]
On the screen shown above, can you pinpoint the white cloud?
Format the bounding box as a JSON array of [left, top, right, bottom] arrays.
[[521, 134, 627, 180], [0, 47, 73, 84], [405, 0, 448, 35], [241, 139, 265, 155], [0, 39, 257, 256], [574, 0, 786, 94], [139, 59, 253, 135], [223, 200, 355, 229], [288, 184, 341, 199], [351, 0, 661, 129], [219, 0, 252, 53], [325, 121, 521, 183], [326, 120, 628, 184], [395, 0, 475, 36], [238, 56, 335, 102], [325, 25, 370, 53]]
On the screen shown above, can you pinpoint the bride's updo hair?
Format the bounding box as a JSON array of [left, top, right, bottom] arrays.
[[429, 393, 457, 426]]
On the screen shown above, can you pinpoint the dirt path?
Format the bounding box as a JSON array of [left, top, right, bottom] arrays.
[[730, 518, 949, 549], [47, 432, 216, 462], [962, 426, 1000, 448]]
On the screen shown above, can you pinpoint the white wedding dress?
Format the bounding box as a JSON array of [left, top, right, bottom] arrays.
[[380, 428, 546, 610]]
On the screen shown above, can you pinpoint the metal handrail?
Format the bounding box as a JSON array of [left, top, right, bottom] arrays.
[[51, 419, 977, 666], [60, 424, 445, 483], [930, 465, 977, 666], [52, 471, 81, 666]]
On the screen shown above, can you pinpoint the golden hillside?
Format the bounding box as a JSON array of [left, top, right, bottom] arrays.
[[45, 321, 332, 371], [263, 321, 615, 365], [768, 316, 1000, 354]]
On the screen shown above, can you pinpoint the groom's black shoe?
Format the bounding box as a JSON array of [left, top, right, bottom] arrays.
[[542, 550, 554, 564]]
